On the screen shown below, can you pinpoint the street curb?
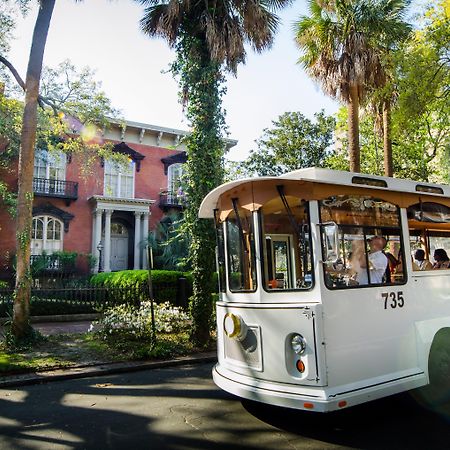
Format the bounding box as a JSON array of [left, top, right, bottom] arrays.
[[0, 352, 217, 388]]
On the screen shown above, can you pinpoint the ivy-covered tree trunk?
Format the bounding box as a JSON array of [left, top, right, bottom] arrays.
[[13, 0, 56, 338], [174, 35, 226, 346]]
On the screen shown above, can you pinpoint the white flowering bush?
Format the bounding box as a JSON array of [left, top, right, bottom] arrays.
[[94, 301, 190, 340]]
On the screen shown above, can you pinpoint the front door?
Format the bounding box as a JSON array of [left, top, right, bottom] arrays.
[[110, 223, 128, 271]]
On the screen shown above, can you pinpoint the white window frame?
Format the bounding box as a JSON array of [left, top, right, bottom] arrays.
[[167, 163, 183, 203], [31, 215, 64, 255], [104, 159, 135, 199], [33, 150, 67, 194]]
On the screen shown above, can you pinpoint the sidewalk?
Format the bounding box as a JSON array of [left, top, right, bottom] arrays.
[[0, 316, 96, 336], [0, 317, 217, 388], [0, 351, 217, 388]]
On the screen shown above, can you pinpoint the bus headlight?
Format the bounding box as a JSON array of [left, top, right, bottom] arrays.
[[291, 334, 306, 354], [224, 313, 248, 341]]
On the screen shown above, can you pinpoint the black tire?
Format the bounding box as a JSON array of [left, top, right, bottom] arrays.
[[414, 329, 450, 408]]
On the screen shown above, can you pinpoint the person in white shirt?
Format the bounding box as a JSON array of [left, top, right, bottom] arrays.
[[356, 236, 388, 285]]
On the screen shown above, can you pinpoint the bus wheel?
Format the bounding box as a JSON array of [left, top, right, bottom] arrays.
[[420, 329, 450, 408]]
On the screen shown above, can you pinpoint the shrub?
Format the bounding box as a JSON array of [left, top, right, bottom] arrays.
[[94, 301, 190, 340]]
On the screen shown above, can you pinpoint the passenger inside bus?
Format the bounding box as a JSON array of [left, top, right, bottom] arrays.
[[355, 236, 388, 285], [320, 194, 405, 288], [414, 249, 433, 270], [432, 248, 450, 269]]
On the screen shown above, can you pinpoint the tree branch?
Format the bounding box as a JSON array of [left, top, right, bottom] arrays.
[[0, 55, 26, 90], [0, 55, 63, 114]]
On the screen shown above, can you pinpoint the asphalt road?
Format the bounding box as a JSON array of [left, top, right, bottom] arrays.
[[0, 362, 449, 450]]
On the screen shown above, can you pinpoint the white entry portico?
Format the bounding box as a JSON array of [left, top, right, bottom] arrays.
[[90, 196, 154, 272]]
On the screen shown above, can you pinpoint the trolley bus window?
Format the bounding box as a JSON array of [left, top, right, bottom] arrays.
[[408, 202, 450, 270], [226, 209, 257, 292], [214, 210, 226, 293], [260, 194, 312, 291], [319, 195, 405, 289]]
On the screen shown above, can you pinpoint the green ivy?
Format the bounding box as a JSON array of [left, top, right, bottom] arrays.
[[171, 34, 226, 346]]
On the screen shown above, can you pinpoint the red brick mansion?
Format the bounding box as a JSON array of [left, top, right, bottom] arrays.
[[0, 120, 236, 277]]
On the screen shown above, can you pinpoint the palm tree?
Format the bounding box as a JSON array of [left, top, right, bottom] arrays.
[[296, 0, 411, 173], [137, 0, 291, 345]]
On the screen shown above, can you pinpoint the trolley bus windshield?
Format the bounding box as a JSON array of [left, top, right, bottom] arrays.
[[260, 189, 312, 290]]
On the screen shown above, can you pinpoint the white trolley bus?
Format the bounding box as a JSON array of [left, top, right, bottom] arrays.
[[199, 168, 450, 412]]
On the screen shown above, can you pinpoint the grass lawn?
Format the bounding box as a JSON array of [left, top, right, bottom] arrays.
[[0, 331, 200, 375]]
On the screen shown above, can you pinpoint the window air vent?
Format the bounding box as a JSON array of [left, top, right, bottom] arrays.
[[415, 184, 444, 195], [351, 176, 387, 188]]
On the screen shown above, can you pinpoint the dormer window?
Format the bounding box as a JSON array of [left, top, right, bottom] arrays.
[[104, 159, 135, 198]]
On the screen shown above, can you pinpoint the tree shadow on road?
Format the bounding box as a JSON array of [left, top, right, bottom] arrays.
[[242, 392, 450, 450], [0, 363, 273, 450]]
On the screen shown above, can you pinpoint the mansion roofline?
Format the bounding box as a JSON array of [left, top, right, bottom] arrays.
[[108, 118, 238, 150]]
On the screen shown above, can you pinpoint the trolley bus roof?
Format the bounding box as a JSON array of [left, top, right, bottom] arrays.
[[199, 167, 450, 219]]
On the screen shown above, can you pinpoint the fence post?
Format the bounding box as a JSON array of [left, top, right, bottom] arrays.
[[147, 247, 156, 344], [177, 277, 188, 309]]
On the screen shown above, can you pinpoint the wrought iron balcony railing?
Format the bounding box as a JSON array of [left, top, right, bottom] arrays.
[[33, 178, 78, 203], [159, 190, 186, 210]]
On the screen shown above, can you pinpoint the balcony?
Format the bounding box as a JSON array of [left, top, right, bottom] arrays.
[[33, 178, 78, 205], [159, 190, 186, 211]]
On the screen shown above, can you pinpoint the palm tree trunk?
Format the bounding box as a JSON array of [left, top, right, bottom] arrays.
[[13, 0, 55, 338], [347, 84, 360, 173], [383, 100, 393, 177]]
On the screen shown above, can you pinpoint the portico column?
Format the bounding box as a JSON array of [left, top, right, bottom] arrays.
[[134, 211, 142, 270], [91, 211, 97, 255], [103, 209, 113, 272], [141, 211, 150, 269], [94, 208, 103, 273]]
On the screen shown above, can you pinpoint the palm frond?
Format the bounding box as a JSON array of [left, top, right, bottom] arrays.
[[137, 0, 290, 71]]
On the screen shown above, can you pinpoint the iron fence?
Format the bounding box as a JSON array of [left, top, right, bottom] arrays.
[[0, 279, 190, 317], [0, 285, 146, 317]]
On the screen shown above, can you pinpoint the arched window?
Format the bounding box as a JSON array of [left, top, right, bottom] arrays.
[[168, 163, 183, 196], [31, 215, 63, 255]]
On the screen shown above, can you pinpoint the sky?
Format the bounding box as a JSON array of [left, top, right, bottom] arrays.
[[8, 0, 341, 161]]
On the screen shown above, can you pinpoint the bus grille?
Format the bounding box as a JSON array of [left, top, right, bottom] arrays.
[[224, 326, 262, 371]]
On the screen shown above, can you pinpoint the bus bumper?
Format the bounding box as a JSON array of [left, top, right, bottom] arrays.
[[213, 363, 426, 413]]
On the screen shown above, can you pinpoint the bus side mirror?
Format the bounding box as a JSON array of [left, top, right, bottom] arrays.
[[321, 222, 340, 264]]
